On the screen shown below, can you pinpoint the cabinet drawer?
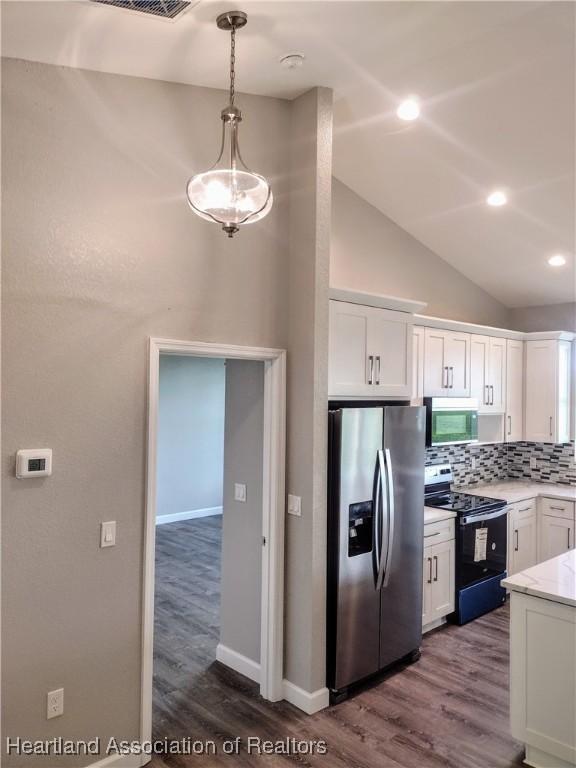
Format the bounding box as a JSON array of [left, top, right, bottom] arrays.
[[424, 518, 454, 546], [510, 499, 537, 520], [540, 497, 575, 520]]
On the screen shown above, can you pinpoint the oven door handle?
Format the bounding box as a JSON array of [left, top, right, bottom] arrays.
[[460, 506, 508, 526]]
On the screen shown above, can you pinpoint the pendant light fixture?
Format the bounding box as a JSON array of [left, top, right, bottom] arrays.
[[186, 10, 273, 238]]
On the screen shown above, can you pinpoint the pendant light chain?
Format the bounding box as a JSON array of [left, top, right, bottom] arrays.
[[229, 26, 236, 106]]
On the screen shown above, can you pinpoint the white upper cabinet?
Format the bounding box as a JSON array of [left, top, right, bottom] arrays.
[[328, 300, 413, 398], [525, 340, 572, 443], [423, 328, 471, 397], [505, 340, 524, 442], [412, 326, 425, 403], [470, 335, 506, 413]]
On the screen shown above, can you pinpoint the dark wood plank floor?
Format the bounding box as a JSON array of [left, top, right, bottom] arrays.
[[152, 518, 524, 768]]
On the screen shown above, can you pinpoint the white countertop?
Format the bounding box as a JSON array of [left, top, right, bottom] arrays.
[[424, 507, 456, 525], [502, 549, 576, 608], [455, 480, 576, 504]]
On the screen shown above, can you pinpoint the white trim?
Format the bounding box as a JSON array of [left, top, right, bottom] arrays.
[[85, 752, 147, 768], [281, 680, 329, 715], [416, 313, 576, 342], [141, 338, 286, 745], [216, 643, 260, 683], [330, 287, 427, 314], [156, 506, 222, 525]]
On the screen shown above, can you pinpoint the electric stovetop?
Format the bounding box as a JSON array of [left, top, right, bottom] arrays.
[[425, 490, 507, 516]]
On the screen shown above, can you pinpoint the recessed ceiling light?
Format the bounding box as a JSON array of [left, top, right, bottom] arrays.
[[486, 190, 508, 207], [396, 98, 420, 121], [548, 254, 566, 267], [280, 53, 305, 70]]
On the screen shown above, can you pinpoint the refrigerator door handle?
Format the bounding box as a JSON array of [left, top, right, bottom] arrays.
[[381, 448, 395, 588], [372, 454, 382, 588], [375, 449, 388, 590]]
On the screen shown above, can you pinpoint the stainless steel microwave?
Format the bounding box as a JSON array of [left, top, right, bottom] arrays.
[[424, 398, 479, 446]]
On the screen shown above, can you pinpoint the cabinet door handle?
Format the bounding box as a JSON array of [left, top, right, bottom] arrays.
[[567, 528, 572, 550], [427, 556, 433, 584], [485, 385, 490, 406], [375, 355, 381, 386], [433, 555, 438, 582], [508, 415, 512, 436], [367, 355, 374, 385], [549, 416, 553, 437], [449, 366, 454, 389], [442, 366, 448, 388], [514, 529, 519, 552]]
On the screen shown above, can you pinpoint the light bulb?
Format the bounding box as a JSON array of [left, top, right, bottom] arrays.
[[486, 190, 508, 207], [397, 98, 420, 121]]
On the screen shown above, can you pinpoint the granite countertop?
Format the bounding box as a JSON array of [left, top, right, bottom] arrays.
[[455, 480, 576, 504], [424, 507, 456, 525], [502, 549, 576, 608]]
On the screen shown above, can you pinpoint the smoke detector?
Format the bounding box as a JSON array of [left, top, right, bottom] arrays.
[[279, 53, 305, 70]]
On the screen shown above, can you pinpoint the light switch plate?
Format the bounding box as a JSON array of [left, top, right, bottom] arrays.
[[234, 483, 247, 503], [100, 521, 117, 548], [287, 494, 302, 517]]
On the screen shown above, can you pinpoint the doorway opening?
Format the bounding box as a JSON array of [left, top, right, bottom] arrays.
[[141, 339, 286, 745]]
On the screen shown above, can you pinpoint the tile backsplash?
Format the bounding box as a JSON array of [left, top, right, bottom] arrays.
[[425, 440, 576, 487]]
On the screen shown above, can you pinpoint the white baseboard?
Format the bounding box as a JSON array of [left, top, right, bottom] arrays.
[[156, 506, 222, 525], [86, 752, 147, 768], [282, 679, 329, 715], [216, 643, 260, 683]]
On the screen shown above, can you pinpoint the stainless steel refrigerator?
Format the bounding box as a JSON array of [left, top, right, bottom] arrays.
[[327, 403, 426, 702]]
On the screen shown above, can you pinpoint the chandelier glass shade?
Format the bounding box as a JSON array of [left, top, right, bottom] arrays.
[[186, 11, 273, 238]]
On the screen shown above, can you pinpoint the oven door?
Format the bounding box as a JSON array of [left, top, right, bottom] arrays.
[[456, 507, 508, 589]]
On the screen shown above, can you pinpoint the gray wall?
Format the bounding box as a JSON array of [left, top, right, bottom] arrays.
[[510, 302, 576, 332], [331, 178, 512, 328], [157, 355, 225, 520], [285, 88, 332, 693], [219, 360, 264, 663], [2, 57, 292, 763]]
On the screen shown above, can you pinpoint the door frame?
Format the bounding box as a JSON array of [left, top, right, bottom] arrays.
[[141, 337, 286, 744]]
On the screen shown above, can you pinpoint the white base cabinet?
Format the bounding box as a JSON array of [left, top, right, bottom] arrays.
[[507, 500, 538, 576], [422, 518, 455, 631]]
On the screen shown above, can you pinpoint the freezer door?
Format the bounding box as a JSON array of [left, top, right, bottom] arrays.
[[379, 406, 426, 669], [331, 407, 384, 691]]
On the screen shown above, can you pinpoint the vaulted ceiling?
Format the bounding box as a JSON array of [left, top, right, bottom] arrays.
[[3, 0, 574, 307]]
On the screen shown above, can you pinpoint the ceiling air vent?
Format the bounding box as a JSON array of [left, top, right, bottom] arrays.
[[90, 0, 191, 20]]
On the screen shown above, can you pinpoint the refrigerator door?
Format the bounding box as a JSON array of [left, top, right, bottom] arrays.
[[379, 406, 426, 669], [329, 407, 384, 691]]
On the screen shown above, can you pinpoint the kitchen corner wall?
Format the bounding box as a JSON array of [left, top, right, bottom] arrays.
[[426, 441, 576, 487]]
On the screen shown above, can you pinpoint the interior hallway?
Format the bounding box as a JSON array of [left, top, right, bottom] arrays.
[[152, 517, 524, 768]]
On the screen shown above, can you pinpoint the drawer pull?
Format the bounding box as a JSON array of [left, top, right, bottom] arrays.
[[424, 532, 441, 538], [519, 506, 532, 512], [549, 505, 566, 511]]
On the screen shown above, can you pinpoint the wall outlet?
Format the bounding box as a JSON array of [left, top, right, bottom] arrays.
[[470, 455, 477, 470], [287, 494, 302, 517], [100, 521, 117, 548], [47, 688, 64, 719], [234, 483, 247, 503], [530, 457, 538, 470]]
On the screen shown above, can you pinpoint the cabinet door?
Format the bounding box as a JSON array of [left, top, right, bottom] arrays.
[[539, 515, 575, 562], [367, 306, 413, 398], [525, 340, 556, 442], [445, 332, 471, 396], [470, 335, 490, 411], [505, 340, 524, 442], [488, 337, 507, 413], [424, 328, 448, 396], [412, 326, 425, 403], [509, 508, 538, 575], [430, 539, 455, 620], [328, 301, 372, 397], [422, 551, 433, 627]]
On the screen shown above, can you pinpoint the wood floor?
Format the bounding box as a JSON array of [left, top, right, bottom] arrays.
[[152, 518, 524, 768]]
